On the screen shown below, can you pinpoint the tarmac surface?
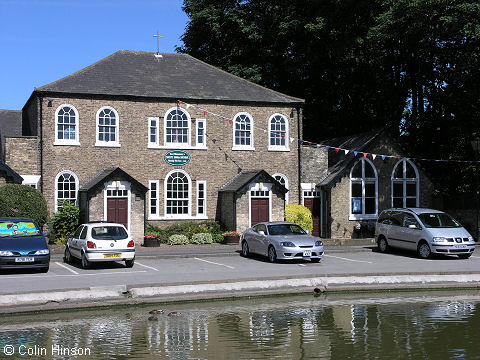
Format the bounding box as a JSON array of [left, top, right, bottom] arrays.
[[1, 239, 479, 314]]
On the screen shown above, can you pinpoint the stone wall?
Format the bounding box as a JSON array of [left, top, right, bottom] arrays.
[[301, 146, 328, 183], [4, 136, 40, 176]]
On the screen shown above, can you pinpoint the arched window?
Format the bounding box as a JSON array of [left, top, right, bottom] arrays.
[[55, 104, 79, 145], [392, 159, 419, 208], [273, 173, 289, 204], [269, 114, 289, 150], [55, 171, 79, 212], [350, 158, 377, 218], [164, 107, 191, 146], [233, 112, 254, 149], [165, 170, 191, 216], [96, 106, 119, 146]]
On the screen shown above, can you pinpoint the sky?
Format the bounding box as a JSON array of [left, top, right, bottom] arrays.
[[0, 0, 188, 110]]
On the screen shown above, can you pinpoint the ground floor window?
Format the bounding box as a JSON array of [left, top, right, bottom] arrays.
[[55, 171, 78, 211]]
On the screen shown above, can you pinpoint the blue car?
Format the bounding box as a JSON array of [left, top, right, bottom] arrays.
[[0, 218, 50, 272]]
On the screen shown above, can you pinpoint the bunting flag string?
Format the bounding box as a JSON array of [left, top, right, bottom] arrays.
[[177, 100, 480, 164]]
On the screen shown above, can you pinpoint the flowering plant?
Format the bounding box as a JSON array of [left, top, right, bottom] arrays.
[[222, 230, 240, 237], [144, 234, 157, 239]]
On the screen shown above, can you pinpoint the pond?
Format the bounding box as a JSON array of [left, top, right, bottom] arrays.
[[1, 290, 479, 359]]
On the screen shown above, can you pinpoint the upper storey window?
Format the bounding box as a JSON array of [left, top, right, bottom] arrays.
[[269, 114, 289, 151], [165, 107, 191, 147], [54, 105, 79, 145], [233, 112, 254, 150], [96, 106, 120, 147]]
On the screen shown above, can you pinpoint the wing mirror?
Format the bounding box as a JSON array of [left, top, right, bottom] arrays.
[[408, 224, 419, 229], [306, 230, 310, 234]]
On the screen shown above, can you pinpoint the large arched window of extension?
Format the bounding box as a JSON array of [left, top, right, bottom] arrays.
[[269, 114, 289, 151], [392, 159, 419, 208], [55, 171, 79, 212], [233, 112, 254, 150], [273, 173, 289, 204], [55, 104, 79, 145], [96, 106, 120, 147], [350, 158, 378, 219], [164, 170, 191, 217], [164, 107, 191, 147]]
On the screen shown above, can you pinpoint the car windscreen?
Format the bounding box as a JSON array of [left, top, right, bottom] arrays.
[[267, 224, 307, 235], [91, 226, 128, 240], [417, 213, 462, 228], [0, 221, 41, 237]]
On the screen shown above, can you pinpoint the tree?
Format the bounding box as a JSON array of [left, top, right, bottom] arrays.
[[0, 184, 49, 227]]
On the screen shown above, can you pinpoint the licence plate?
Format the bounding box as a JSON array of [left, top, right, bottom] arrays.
[[104, 253, 121, 258], [15, 257, 34, 263], [454, 245, 467, 249], [303, 250, 312, 257]]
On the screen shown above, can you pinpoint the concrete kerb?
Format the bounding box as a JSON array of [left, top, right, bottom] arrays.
[[1, 273, 480, 313]]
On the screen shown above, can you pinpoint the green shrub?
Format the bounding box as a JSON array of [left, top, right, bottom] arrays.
[[146, 221, 224, 244], [167, 234, 189, 245], [0, 184, 49, 227], [285, 204, 313, 234], [191, 233, 213, 244], [48, 201, 79, 245]]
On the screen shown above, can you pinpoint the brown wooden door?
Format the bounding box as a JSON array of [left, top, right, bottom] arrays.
[[107, 198, 128, 229], [304, 197, 320, 237], [251, 198, 269, 225]]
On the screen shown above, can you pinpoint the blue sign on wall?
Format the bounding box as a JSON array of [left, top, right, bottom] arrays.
[[164, 150, 190, 166]]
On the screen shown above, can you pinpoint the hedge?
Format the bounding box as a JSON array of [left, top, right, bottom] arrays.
[[0, 184, 48, 227]]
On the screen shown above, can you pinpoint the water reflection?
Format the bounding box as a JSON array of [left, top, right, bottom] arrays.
[[0, 291, 479, 359]]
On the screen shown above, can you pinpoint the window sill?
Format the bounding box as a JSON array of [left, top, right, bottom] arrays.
[[95, 142, 121, 148], [54, 141, 80, 146], [148, 144, 208, 150], [232, 146, 255, 151], [148, 215, 208, 221], [349, 214, 378, 221], [268, 147, 290, 152]]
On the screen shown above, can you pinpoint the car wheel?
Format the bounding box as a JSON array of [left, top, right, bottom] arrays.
[[458, 254, 472, 259], [417, 241, 431, 259], [311, 258, 321, 263], [241, 241, 250, 257], [81, 252, 90, 269], [63, 246, 72, 263], [378, 237, 389, 253], [268, 246, 277, 263], [125, 258, 135, 268]]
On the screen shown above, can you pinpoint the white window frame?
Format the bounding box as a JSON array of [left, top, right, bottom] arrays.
[[54, 170, 79, 212], [54, 104, 80, 146], [349, 158, 378, 220], [268, 113, 289, 151], [196, 118, 207, 148], [164, 169, 192, 218], [391, 159, 420, 208], [149, 180, 160, 219], [148, 117, 160, 147], [196, 180, 207, 218], [21, 175, 41, 189], [95, 106, 120, 147], [164, 107, 191, 148], [232, 112, 255, 151], [272, 173, 289, 204]]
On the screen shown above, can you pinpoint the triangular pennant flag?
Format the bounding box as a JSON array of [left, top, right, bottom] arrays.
[[381, 155, 386, 160], [178, 100, 182, 105], [203, 110, 207, 116], [290, 137, 294, 143], [229, 119, 233, 124], [335, 148, 340, 153], [397, 157, 401, 161], [363, 152, 368, 158], [354, 151, 358, 156], [186, 104, 191, 109], [326, 146, 330, 151], [344, 150, 349, 155], [372, 154, 377, 160]]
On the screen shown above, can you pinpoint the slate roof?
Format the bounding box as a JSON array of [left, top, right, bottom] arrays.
[[0, 161, 23, 184], [36, 50, 304, 105], [318, 128, 385, 189], [220, 170, 287, 195], [79, 167, 147, 196], [0, 110, 22, 160]]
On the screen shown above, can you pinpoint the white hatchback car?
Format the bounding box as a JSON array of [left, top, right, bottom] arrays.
[[64, 222, 135, 268]]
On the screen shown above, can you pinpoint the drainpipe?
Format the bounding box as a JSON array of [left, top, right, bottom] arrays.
[[296, 106, 302, 204], [39, 95, 44, 193]]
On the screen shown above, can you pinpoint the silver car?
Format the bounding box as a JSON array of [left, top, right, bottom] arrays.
[[375, 208, 475, 259], [241, 222, 324, 263]]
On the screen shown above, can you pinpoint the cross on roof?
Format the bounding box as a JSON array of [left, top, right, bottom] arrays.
[[153, 30, 164, 55]]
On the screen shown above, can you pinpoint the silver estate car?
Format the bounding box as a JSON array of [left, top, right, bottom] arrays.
[[375, 208, 475, 259], [241, 222, 324, 263]]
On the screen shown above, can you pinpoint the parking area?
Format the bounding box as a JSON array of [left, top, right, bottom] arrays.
[[1, 250, 479, 295]]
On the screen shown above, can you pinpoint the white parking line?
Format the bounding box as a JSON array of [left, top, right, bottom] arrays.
[[194, 257, 235, 269], [324, 254, 373, 264], [0, 270, 148, 280], [55, 262, 79, 275], [135, 261, 159, 271]]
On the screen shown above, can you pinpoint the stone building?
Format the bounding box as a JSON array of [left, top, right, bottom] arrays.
[[4, 50, 303, 243], [301, 128, 434, 238]]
